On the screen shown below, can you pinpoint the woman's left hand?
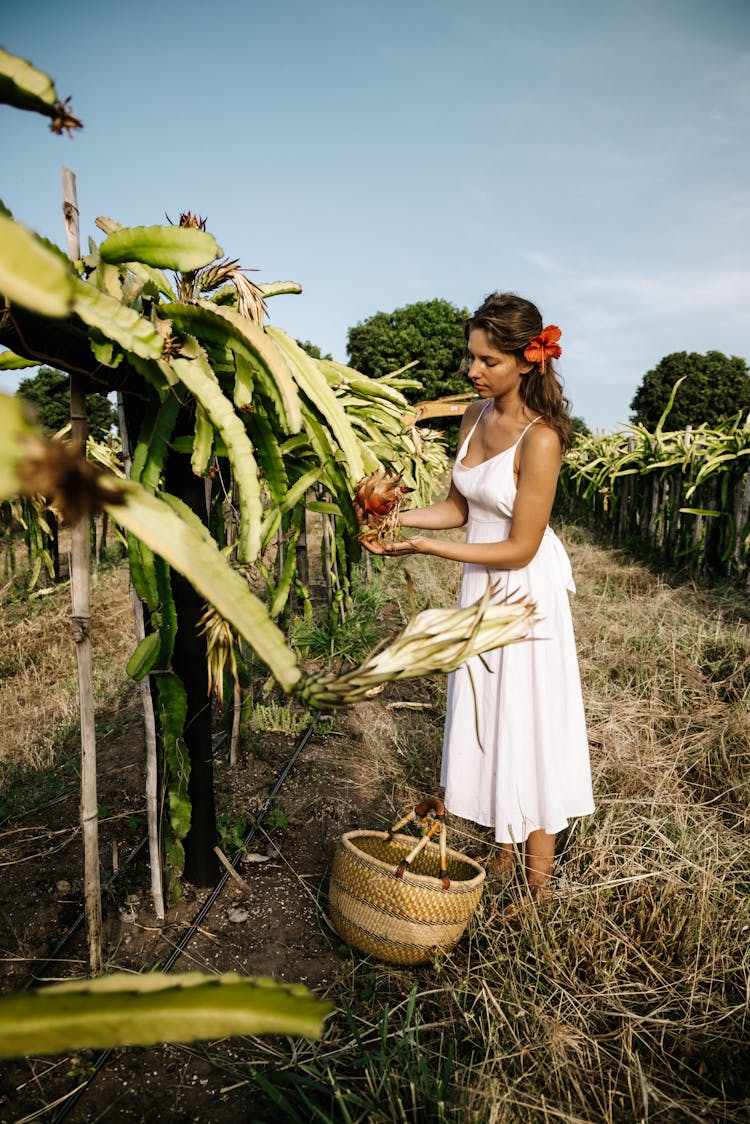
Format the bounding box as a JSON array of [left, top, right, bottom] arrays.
[[360, 535, 427, 557]]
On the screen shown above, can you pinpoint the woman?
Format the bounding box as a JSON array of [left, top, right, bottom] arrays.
[[362, 292, 594, 899]]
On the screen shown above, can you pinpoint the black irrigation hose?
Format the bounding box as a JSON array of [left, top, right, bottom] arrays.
[[48, 713, 321, 1124]]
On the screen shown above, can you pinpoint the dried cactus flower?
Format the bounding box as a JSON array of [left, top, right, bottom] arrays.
[[49, 97, 82, 136], [295, 585, 537, 709], [354, 471, 410, 543], [198, 604, 239, 703], [196, 259, 267, 324], [178, 211, 207, 231], [18, 436, 126, 524]]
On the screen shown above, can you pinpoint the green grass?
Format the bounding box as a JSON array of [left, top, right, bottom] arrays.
[[291, 568, 392, 667], [248, 990, 457, 1122], [0, 747, 78, 824]]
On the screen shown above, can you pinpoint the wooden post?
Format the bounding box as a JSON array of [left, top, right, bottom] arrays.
[[230, 680, 242, 767], [648, 476, 661, 550], [732, 470, 750, 576], [61, 167, 80, 260], [70, 375, 102, 975], [682, 427, 704, 570], [295, 505, 309, 587], [118, 393, 165, 919], [64, 163, 102, 975], [94, 514, 104, 568], [164, 415, 219, 887], [321, 509, 333, 609], [618, 435, 636, 542], [665, 470, 682, 563]]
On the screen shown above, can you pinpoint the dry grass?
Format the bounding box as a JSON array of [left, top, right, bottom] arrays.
[[0, 563, 136, 783], [260, 526, 750, 1122]]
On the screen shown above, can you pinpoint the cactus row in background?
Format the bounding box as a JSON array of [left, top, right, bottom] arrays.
[[560, 385, 750, 583]]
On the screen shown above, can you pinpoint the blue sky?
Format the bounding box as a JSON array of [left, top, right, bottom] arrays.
[[2, 0, 748, 431]]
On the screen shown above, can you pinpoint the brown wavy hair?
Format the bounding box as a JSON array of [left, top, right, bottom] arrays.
[[466, 292, 573, 452]]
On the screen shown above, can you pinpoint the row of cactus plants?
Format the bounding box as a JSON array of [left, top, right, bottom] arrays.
[[559, 381, 750, 582]]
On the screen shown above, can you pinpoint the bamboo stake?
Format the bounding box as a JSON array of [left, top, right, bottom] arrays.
[[733, 470, 750, 578], [118, 393, 165, 919], [63, 166, 102, 975], [94, 514, 104, 568], [295, 504, 309, 586], [229, 680, 242, 766], [321, 510, 333, 608]]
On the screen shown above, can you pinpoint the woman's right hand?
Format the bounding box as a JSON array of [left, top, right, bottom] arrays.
[[360, 534, 427, 557]]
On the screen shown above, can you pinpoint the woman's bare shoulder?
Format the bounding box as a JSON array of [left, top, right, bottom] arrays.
[[523, 419, 563, 458], [457, 398, 484, 436], [462, 399, 484, 424]]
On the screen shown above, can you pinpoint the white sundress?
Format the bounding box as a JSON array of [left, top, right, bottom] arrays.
[[441, 407, 595, 844]]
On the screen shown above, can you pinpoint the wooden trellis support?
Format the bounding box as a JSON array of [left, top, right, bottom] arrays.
[[62, 165, 103, 975]]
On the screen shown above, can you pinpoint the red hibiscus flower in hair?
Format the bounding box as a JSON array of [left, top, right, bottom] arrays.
[[524, 325, 562, 373]]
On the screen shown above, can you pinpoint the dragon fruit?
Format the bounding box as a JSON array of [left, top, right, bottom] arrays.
[[353, 471, 410, 542]]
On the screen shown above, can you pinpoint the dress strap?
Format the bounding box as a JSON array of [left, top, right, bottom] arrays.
[[461, 399, 493, 448], [516, 415, 542, 445], [512, 416, 542, 477]]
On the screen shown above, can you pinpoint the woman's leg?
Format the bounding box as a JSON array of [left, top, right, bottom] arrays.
[[486, 842, 517, 877], [524, 829, 555, 897]]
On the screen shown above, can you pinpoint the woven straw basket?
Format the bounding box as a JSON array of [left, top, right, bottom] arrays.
[[329, 799, 485, 965]]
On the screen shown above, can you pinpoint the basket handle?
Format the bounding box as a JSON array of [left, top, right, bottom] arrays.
[[387, 796, 450, 889], [414, 796, 446, 818]]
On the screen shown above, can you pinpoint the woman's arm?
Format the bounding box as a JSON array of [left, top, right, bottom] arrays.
[[366, 425, 562, 568], [392, 402, 483, 531], [399, 478, 468, 530]]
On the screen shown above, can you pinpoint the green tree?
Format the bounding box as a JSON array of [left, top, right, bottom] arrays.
[[296, 339, 332, 360], [347, 299, 469, 403], [630, 352, 750, 430], [17, 366, 116, 440]]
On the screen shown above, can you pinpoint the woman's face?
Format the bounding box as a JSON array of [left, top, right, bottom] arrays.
[[466, 328, 531, 398]]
